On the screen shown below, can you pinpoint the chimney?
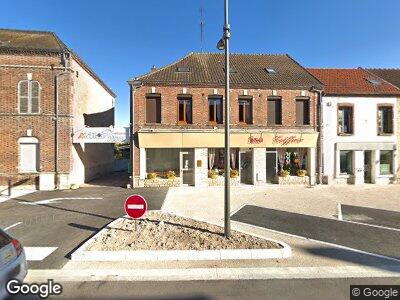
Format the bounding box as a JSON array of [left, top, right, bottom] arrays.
[[150, 65, 157, 73]]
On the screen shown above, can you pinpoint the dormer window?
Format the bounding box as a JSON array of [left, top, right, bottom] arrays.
[[265, 68, 277, 74]]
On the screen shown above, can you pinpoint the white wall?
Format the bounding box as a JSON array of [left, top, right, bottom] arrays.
[[70, 60, 116, 185], [322, 96, 397, 183]]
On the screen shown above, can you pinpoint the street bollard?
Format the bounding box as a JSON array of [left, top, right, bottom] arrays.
[[337, 203, 342, 220], [8, 178, 11, 197]]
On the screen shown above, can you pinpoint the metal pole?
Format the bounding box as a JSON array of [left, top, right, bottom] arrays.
[[223, 0, 231, 238]]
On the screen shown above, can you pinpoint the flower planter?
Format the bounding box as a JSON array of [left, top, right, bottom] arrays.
[[208, 176, 240, 186], [144, 177, 181, 187], [273, 175, 310, 185]]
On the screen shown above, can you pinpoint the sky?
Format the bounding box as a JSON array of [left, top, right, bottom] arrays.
[[2, 0, 400, 126]]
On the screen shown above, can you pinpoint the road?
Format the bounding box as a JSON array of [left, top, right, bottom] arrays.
[[231, 205, 400, 260], [0, 186, 168, 269], [342, 204, 400, 229], [9, 278, 400, 300]]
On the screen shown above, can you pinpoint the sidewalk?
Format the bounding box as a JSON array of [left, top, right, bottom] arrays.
[[0, 189, 36, 203]]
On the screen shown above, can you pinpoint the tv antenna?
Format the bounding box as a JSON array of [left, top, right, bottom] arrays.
[[200, 7, 205, 52]]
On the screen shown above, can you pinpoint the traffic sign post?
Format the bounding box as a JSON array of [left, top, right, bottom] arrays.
[[124, 195, 148, 231]]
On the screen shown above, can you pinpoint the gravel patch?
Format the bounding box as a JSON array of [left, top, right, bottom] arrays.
[[87, 211, 281, 251]]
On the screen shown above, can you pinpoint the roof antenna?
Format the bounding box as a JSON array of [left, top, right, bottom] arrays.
[[200, 6, 205, 52]]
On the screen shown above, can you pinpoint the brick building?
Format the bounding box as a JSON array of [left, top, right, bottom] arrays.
[[128, 53, 323, 187], [0, 29, 116, 190]]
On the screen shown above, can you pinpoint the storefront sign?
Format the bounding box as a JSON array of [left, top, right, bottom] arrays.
[[248, 135, 264, 144], [73, 127, 129, 143], [272, 134, 304, 146]]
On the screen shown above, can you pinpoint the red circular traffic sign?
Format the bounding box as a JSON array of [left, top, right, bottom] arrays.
[[124, 195, 147, 219]]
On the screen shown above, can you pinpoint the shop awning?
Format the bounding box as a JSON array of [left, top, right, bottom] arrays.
[[138, 132, 319, 148]]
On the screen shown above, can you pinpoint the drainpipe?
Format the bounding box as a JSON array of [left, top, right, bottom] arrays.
[[310, 87, 324, 184], [54, 51, 71, 189], [127, 79, 142, 189]]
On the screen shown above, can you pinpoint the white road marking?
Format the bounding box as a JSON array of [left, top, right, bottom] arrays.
[[4, 222, 22, 231], [19, 197, 102, 205], [127, 204, 144, 210], [24, 247, 58, 261]]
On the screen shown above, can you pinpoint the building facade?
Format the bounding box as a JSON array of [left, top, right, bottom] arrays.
[[129, 53, 323, 187], [0, 29, 116, 190], [308, 68, 400, 185]]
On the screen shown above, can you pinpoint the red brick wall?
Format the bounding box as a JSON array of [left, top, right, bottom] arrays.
[[132, 85, 319, 176], [0, 52, 73, 187]]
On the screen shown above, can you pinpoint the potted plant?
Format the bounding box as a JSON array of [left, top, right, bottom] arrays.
[[278, 170, 290, 177], [297, 169, 307, 177], [147, 172, 158, 180], [230, 169, 239, 178], [208, 169, 219, 179], [166, 170, 176, 180]]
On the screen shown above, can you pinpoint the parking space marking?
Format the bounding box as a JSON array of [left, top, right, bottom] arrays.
[[19, 197, 103, 205], [3, 221, 22, 231], [25, 247, 58, 261]]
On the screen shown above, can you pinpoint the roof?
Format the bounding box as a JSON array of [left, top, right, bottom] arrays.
[[0, 28, 115, 97], [133, 52, 323, 90], [307, 68, 400, 96], [367, 69, 400, 89]]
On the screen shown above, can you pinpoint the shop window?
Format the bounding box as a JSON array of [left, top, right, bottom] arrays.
[[208, 148, 239, 172], [377, 106, 393, 135], [267, 98, 282, 125], [18, 80, 40, 114], [339, 150, 353, 174], [177, 96, 192, 124], [18, 137, 39, 173], [146, 148, 180, 177], [296, 98, 310, 125], [209, 96, 223, 124], [338, 106, 353, 134], [238, 98, 252, 124], [380, 150, 393, 175], [277, 148, 307, 175], [145, 96, 161, 123]]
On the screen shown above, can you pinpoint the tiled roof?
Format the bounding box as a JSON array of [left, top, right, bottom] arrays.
[[307, 68, 400, 96], [0, 28, 115, 97], [134, 52, 323, 90], [367, 69, 400, 89]]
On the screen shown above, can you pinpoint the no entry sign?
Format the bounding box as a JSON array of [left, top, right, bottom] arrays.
[[124, 195, 147, 219]]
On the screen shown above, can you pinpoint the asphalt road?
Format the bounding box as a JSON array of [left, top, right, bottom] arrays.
[[0, 186, 168, 269], [231, 205, 400, 260], [8, 278, 400, 300], [342, 204, 400, 229]]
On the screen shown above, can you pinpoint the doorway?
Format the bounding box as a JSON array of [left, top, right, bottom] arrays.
[[364, 150, 372, 183], [180, 150, 194, 185], [266, 151, 277, 183], [239, 150, 253, 184]]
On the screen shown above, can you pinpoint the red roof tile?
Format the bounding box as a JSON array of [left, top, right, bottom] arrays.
[[307, 68, 400, 96]]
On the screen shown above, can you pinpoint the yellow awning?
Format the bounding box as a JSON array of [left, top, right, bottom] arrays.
[[138, 132, 319, 148]]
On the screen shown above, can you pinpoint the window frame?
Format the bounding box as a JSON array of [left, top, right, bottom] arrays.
[[295, 97, 310, 125], [339, 150, 353, 175], [145, 93, 162, 124], [18, 136, 40, 173], [18, 80, 41, 114], [238, 97, 253, 125], [337, 104, 354, 135], [379, 150, 394, 175], [208, 95, 223, 125], [267, 97, 282, 125], [177, 96, 193, 125], [377, 104, 394, 135]]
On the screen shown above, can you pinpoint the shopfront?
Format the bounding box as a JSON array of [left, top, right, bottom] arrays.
[[137, 131, 319, 187]]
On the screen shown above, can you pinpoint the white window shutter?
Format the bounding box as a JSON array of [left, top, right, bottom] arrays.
[[19, 81, 29, 113], [31, 81, 40, 113]]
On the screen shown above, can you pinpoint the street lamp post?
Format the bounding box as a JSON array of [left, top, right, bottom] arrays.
[[217, 0, 231, 238]]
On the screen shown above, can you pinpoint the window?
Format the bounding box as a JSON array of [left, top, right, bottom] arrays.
[[177, 96, 192, 124], [209, 96, 223, 124], [267, 98, 282, 125], [296, 99, 310, 125], [377, 106, 393, 134], [19, 137, 39, 173], [380, 150, 393, 175], [338, 105, 353, 134], [18, 80, 40, 114], [340, 150, 353, 174], [238, 98, 252, 124], [145, 95, 161, 123], [146, 148, 180, 175]]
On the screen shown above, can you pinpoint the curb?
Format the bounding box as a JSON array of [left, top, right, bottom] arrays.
[[71, 213, 291, 262]]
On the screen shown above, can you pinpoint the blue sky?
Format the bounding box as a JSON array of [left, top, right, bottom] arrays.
[[2, 0, 400, 126]]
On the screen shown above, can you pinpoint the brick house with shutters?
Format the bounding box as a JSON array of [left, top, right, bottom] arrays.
[[0, 28, 116, 190], [128, 52, 323, 187]]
